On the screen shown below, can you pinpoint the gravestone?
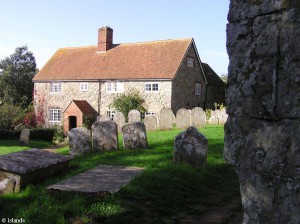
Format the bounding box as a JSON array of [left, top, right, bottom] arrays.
[[68, 127, 92, 155], [122, 122, 148, 149], [218, 109, 228, 125], [97, 115, 111, 122], [0, 179, 15, 194], [92, 121, 118, 152], [19, 129, 30, 146], [144, 115, 158, 131], [128, 110, 141, 123], [176, 108, 191, 129], [174, 126, 208, 167], [191, 107, 206, 128], [225, 1, 300, 223], [208, 117, 219, 125], [159, 107, 174, 130], [113, 112, 126, 133]]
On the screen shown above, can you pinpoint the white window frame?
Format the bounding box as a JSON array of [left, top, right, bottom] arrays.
[[141, 112, 156, 120], [49, 109, 62, 122], [106, 110, 117, 120], [79, 82, 88, 91], [187, 58, 194, 67], [106, 82, 124, 93], [195, 82, 202, 96], [50, 82, 62, 93], [145, 83, 159, 92]]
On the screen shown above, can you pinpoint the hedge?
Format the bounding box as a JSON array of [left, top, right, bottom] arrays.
[[0, 128, 55, 142]]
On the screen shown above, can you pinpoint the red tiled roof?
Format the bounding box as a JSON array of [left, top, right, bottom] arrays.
[[71, 100, 96, 114], [33, 38, 192, 81]]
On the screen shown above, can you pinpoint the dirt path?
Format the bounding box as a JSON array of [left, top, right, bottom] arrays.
[[42, 143, 67, 153]]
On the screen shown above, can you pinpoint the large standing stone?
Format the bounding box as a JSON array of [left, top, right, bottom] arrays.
[[128, 110, 141, 123], [68, 127, 92, 155], [226, 1, 300, 223], [97, 115, 111, 122], [113, 112, 126, 133], [174, 126, 208, 167], [176, 108, 191, 129], [19, 129, 30, 146], [92, 121, 118, 152], [144, 115, 158, 131], [191, 107, 206, 128], [159, 107, 175, 130], [122, 122, 148, 149]]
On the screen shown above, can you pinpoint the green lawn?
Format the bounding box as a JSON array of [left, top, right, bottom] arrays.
[[0, 125, 240, 224], [0, 139, 53, 155]]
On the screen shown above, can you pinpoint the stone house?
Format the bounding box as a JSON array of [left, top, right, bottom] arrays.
[[33, 26, 225, 132]]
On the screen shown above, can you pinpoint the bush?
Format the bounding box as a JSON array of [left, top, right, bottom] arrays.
[[110, 89, 146, 122], [30, 128, 55, 142], [53, 126, 66, 144], [0, 104, 25, 130], [0, 129, 20, 139]]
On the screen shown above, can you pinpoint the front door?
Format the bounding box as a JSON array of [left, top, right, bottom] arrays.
[[69, 116, 77, 130]]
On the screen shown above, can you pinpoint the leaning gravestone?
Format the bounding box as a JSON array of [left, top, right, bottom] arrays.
[[176, 108, 191, 129], [19, 129, 30, 146], [113, 112, 126, 133], [159, 107, 174, 130], [144, 115, 158, 131], [191, 107, 206, 128], [128, 110, 141, 123], [92, 121, 118, 152], [174, 126, 208, 167], [68, 127, 92, 155], [97, 115, 111, 122], [122, 122, 148, 149]]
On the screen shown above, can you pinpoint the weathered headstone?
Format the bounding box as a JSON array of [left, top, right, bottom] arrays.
[[0, 179, 15, 195], [174, 126, 208, 167], [176, 108, 191, 129], [191, 107, 206, 128], [144, 115, 158, 131], [218, 109, 228, 125], [97, 115, 111, 122], [225, 1, 300, 223], [92, 121, 118, 152], [208, 117, 219, 125], [113, 112, 126, 133], [122, 122, 148, 149], [128, 110, 141, 123], [159, 107, 174, 130], [19, 129, 30, 146], [68, 127, 92, 155]]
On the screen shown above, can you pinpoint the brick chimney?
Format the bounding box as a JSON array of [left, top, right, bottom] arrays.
[[97, 26, 113, 52]]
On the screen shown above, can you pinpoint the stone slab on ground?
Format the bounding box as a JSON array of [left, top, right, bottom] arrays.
[[0, 149, 72, 193], [47, 165, 144, 194]]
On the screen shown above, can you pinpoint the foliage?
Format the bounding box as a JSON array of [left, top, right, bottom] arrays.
[[0, 126, 241, 223], [53, 126, 66, 144], [206, 109, 212, 121], [0, 104, 25, 130], [110, 89, 146, 121], [0, 46, 37, 108], [83, 117, 95, 130], [0, 128, 55, 142]]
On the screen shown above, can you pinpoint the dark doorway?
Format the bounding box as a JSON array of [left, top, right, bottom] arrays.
[[69, 116, 77, 130]]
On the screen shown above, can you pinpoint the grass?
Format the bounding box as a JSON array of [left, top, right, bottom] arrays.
[[0, 139, 53, 155], [0, 125, 240, 224]]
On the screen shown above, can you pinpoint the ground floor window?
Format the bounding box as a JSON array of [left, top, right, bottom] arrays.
[[106, 110, 117, 120], [49, 109, 61, 122], [195, 82, 202, 96], [141, 112, 156, 120]]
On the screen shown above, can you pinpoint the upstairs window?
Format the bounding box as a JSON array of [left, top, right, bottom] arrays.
[[50, 82, 62, 93], [49, 109, 61, 122], [80, 82, 88, 91], [187, 58, 194, 67], [195, 82, 202, 96], [106, 82, 124, 93], [145, 83, 159, 92]]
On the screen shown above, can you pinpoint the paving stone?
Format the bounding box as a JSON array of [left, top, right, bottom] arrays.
[[47, 165, 144, 194]]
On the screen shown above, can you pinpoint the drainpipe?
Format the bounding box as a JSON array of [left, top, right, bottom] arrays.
[[98, 80, 102, 115]]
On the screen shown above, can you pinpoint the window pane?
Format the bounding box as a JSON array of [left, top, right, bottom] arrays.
[[145, 84, 151, 91], [152, 84, 158, 91]]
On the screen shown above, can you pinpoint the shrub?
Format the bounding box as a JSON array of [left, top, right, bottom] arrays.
[[110, 89, 146, 122], [30, 128, 55, 142], [53, 126, 66, 144], [0, 104, 25, 130]]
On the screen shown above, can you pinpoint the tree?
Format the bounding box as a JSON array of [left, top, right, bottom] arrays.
[[0, 46, 37, 108], [110, 89, 146, 121]]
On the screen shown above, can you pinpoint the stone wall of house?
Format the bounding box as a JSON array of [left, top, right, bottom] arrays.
[[225, 1, 300, 223], [171, 43, 206, 114], [99, 80, 172, 115]]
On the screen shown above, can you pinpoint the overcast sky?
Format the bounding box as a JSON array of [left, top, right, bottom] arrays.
[[0, 0, 230, 75]]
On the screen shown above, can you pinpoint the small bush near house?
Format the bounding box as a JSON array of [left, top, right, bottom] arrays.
[[30, 128, 55, 142], [53, 126, 66, 143]]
